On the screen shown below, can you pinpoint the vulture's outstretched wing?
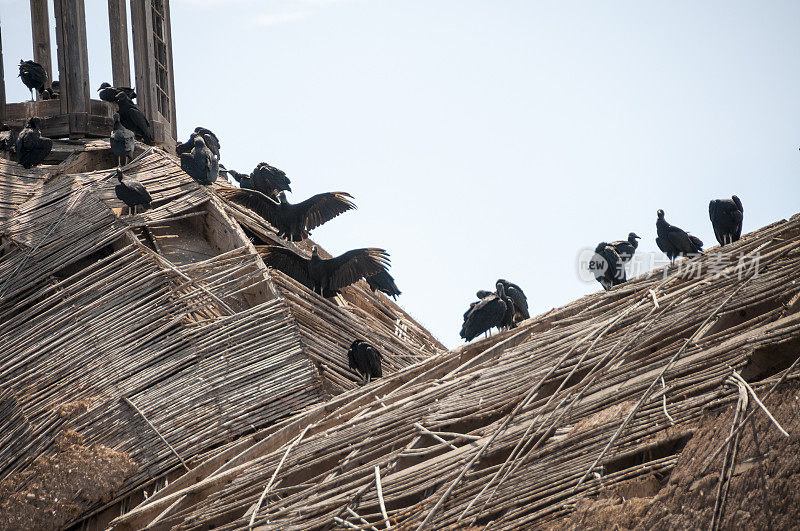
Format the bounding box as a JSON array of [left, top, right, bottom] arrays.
[[326, 248, 390, 292], [219, 188, 282, 226], [257, 246, 314, 289], [460, 297, 505, 341], [290, 192, 356, 231]]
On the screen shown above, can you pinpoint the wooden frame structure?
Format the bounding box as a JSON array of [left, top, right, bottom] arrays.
[[0, 0, 177, 148]]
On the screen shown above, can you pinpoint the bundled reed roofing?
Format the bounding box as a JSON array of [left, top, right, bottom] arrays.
[[0, 141, 442, 527], [109, 213, 800, 530]]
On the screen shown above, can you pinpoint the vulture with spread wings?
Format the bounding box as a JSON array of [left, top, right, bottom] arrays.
[[259, 245, 391, 297], [220, 189, 355, 241]]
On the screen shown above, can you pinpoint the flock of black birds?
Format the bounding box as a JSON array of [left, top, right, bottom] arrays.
[[593, 198, 744, 291], [5, 58, 751, 377]]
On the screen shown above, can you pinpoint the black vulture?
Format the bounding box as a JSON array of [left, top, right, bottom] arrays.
[[115, 93, 153, 145], [98, 82, 136, 102], [609, 232, 641, 264], [113, 169, 152, 213], [251, 162, 291, 199], [366, 270, 401, 299], [110, 113, 135, 167], [347, 340, 383, 383], [460, 284, 512, 341], [655, 209, 703, 262], [176, 127, 220, 158], [593, 242, 625, 291], [709, 196, 743, 246], [18, 60, 46, 100], [219, 189, 355, 241], [497, 279, 529, 322], [180, 136, 219, 185], [259, 245, 391, 297], [41, 87, 58, 100], [226, 169, 255, 190], [0, 125, 17, 152], [15, 117, 52, 169]]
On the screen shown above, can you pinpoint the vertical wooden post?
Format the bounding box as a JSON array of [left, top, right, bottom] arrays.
[[107, 0, 131, 87], [54, 0, 90, 134], [29, 0, 53, 95], [130, 0, 156, 125], [162, 0, 177, 141], [0, 23, 6, 123]]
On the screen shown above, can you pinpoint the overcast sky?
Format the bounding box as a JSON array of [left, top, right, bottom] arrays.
[[2, 1, 799, 347]]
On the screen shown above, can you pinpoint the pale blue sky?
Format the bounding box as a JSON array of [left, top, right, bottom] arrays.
[[2, 1, 799, 346]]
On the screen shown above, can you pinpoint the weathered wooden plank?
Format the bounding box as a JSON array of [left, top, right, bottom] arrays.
[[53, 0, 90, 125], [107, 0, 131, 88]]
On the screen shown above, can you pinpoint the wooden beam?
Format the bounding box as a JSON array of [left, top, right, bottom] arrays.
[[29, 0, 53, 96], [0, 22, 6, 122], [130, 0, 156, 126], [162, 0, 177, 142], [53, 0, 90, 135], [107, 0, 131, 87]]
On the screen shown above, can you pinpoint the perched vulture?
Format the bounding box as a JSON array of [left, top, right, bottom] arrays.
[[15, 117, 52, 169], [114, 169, 152, 213], [593, 242, 625, 291], [251, 162, 291, 199], [497, 278, 529, 322], [219, 189, 355, 241], [655, 210, 703, 262], [115, 93, 153, 145], [366, 270, 401, 299], [176, 127, 220, 158], [98, 82, 136, 102], [347, 340, 383, 383], [609, 232, 641, 263], [180, 136, 218, 185], [259, 245, 391, 297], [709, 196, 743, 246], [461, 282, 513, 341], [110, 113, 135, 166], [226, 169, 255, 190], [19, 60, 46, 100]]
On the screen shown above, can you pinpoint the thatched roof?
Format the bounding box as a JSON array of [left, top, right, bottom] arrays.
[[2, 139, 799, 530], [105, 210, 800, 530], [0, 141, 443, 528]]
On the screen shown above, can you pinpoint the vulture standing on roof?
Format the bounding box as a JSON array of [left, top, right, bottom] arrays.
[[497, 279, 529, 322], [366, 270, 401, 299], [177, 127, 220, 158], [220, 189, 355, 241], [180, 136, 218, 185], [15, 117, 52, 169], [114, 169, 151, 213], [110, 113, 136, 167], [709, 196, 743, 246], [19, 60, 46, 100], [259, 245, 391, 297], [655, 209, 703, 262], [251, 162, 291, 199], [461, 283, 514, 341], [226, 169, 255, 190], [347, 340, 383, 383], [593, 242, 625, 291], [98, 82, 136, 102], [115, 93, 153, 145]]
